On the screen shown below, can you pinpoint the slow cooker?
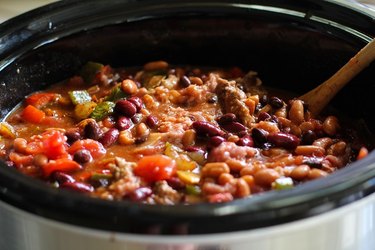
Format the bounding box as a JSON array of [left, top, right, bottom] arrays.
[[0, 1, 375, 249]]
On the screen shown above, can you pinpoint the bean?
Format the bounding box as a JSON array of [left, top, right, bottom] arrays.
[[207, 93, 218, 103], [260, 95, 269, 106], [144, 60, 168, 71], [102, 116, 116, 128], [257, 112, 271, 122], [180, 75, 191, 88], [131, 113, 143, 124], [61, 181, 94, 193], [240, 166, 255, 176], [167, 177, 186, 190], [221, 121, 247, 134], [207, 193, 234, 203], [236, 135, 254, 147], [295, 145, 325, 156], [269, 96, 284, 109], [226, 159, 246, 172], [121, 79, 138, 95], [145, 115, 159, 129], [114, 100, 137, 118], [218, 173, 234, 185], [208, 136, 225, 148], [129, 187, 153, 201], [65, 130, 81, 144], [127, 96, 143, 112], [217, 113, 237, 125], [117, 116, 133, 131], [323, 116, 340, 136], [327, 141, 347, 156], [254, 169, 280, 187], [84, 120, 102, 140], [201, 162, 230, 178], [100, 128, 119, 147], [73, 149, 92, 164], [288, 99, 304, 125], [192, 121, 224, 137], [52, 172, 75, 184], [313, 137, 333, 149], [307, 169, 328, 180], [301, 130, 316, 145], [13, 138, 27, 154], [118, 130, 135, 145], [251, 128, 268, 145], [236, 178, 250, 198], [33, 154, 48, 168], [267, 132, 300, 149], [136, 123, 150, 138], [189, 76, 203, 86], [290, 165, 310, 180]]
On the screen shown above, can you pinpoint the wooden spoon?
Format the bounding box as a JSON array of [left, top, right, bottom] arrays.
[[299, 38, 375, 116]]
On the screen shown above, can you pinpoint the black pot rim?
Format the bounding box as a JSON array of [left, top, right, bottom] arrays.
[[0, 0, 375, 235]]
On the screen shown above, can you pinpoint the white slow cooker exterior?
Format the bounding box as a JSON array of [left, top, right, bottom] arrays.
[[1, 192, 375, 250]]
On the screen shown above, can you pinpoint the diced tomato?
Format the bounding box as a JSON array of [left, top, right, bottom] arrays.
[[357, 147, 369, 160], [42, 130, 69, 160], [22, 105, 45, 124], [42, 158, 82, 177], [134, 155, 176, 182], [25, 93, 57, 108], [68, 139, 106, 159]]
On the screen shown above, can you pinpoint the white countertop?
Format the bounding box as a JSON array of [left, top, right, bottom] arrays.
[[0, 0, 374, 23]]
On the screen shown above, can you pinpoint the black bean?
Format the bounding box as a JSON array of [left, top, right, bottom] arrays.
[[100, 128, 119, 147], [217, 113, 237, 125], [127, 96, 143, 112], [192, 121, 225, 137], [207, 93, 218, 103], [252, 128, 268, 144], [269, 96, 284, 109], [260, 95, 269, 106], [146, 115, 159, 129], [114, 100, 137, 118], [129, 187, 153, 201], [236, 135, 254, 147], [180, 75, 191, 88], [73, 149, 92, 164], [301, 130, 317, 145], [65, 129, 81, 144], [52, 172, 75, 184], [267, 132, 300, 149], [84, 120, 102, 140], [117, 116, 133, 131]]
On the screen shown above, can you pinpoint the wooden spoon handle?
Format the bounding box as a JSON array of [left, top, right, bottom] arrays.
[[300, 38, 375, 116]]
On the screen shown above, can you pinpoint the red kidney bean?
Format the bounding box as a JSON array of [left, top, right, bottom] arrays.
[[146, 115, 159, 129], [52, 172, 75, 184], [217, 113, 237, 125], [131, 113, 143, 124], [65, 129, 81, 144], [127, 96, 143, 112], [220, 121, 247, 134], [117, 116, 133, 131], [100, 128, 119, 147], [269, 96, 284, 109], [236, 135, 254, 147], [167, 177, 186, 190], [61, 182, 94, 193], [208, 136, 225, 148], [267, 132, 300, 149], [73, 149, 92, 164], [192, 121, 225, 137], [84, 120, 102, 140], [303, 157, 323, 169], [115, 100, 137, 118], [251, 128, 268, 144], [180, 75, 191, 88], [129, 187, 153, 201], [257, 112, 271, 122]]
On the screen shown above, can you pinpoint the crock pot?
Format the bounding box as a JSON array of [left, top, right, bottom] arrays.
[[0, 1, 375, 249]]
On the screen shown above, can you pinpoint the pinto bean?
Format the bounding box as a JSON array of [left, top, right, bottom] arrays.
[[323, 116, 340, 136], [289, 99, 304, 125], [290, 165, 310, 180], [144, 60, 168, 71], [121, 79, 138, 95], [254, 169, 280, 187], [313, 137, 334, 149], [295, 145, 325, 156], [307, 169, 328, 180], [201, 162, 230, 178], [236, 178, 251, 198]]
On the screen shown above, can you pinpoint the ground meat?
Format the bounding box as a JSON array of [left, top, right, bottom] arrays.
[[214, 75, 254, 127], [151, 180, 183, 205], [208, 142, 257, 163]]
